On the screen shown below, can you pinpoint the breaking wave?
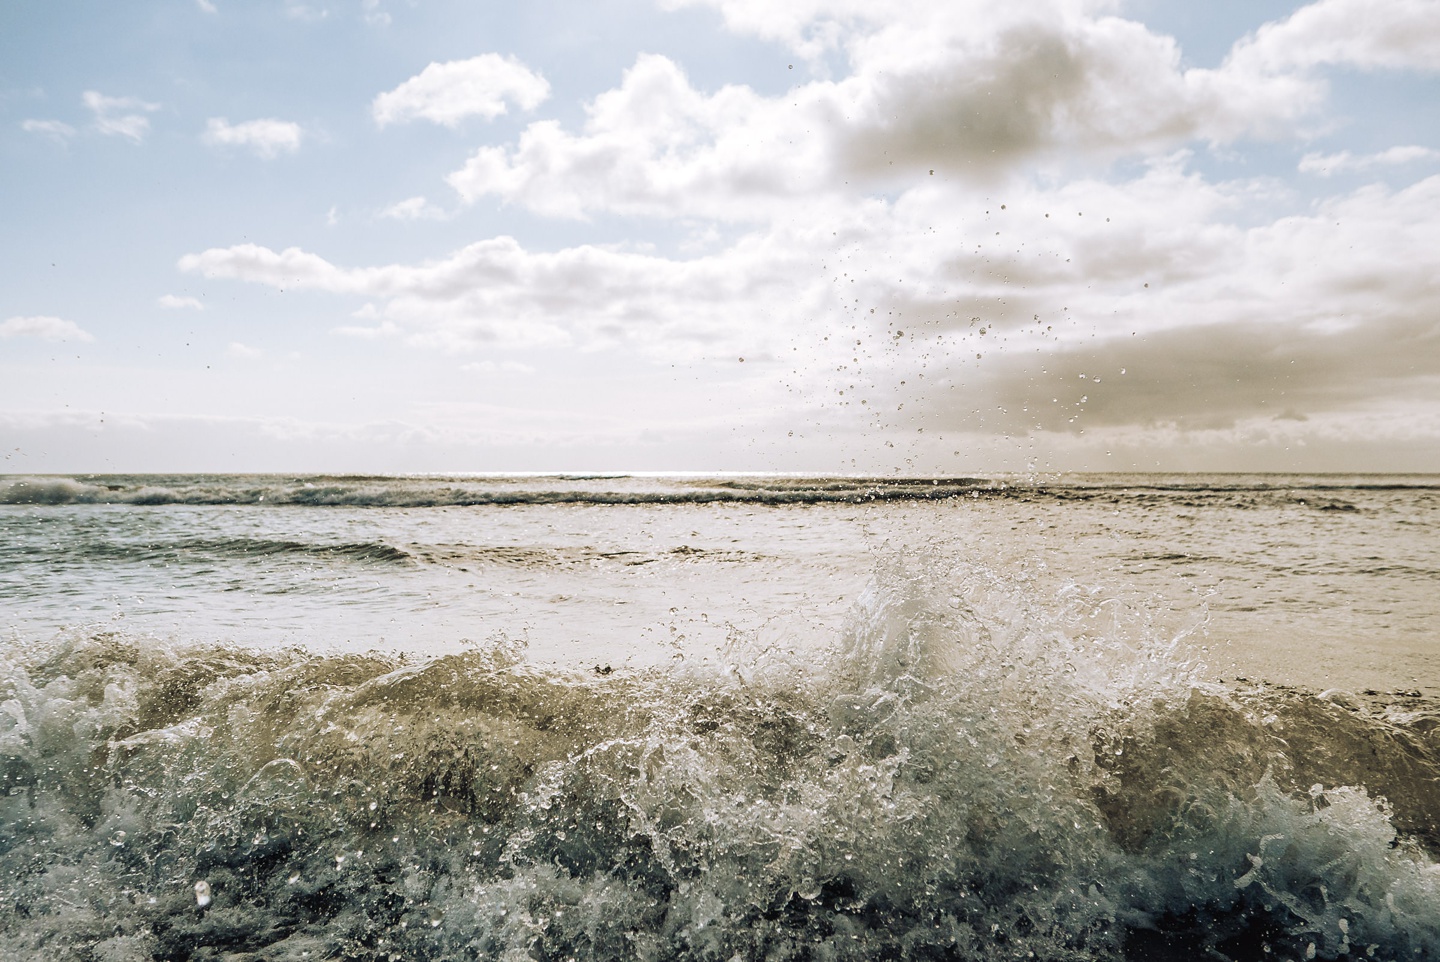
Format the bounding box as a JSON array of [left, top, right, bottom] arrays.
[[4, 473, 1437, 509], [2, 560, 1437, 960]]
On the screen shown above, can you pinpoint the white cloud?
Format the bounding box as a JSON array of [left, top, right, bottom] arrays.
[[180, 227, 819, 355], [1, 315, 94, 342], [171, 0, 1440, 466], [447, 54, 818, 220], [226, 342, 263, 359], [21, 119, 76, 142], [445, 7, 1338, 222], [658, 0, 871, 62], [372, 54, 550, 128], [1299, 145, 1440, 176], [158, 294, 205, 310], [83, 90, 159, 142], [180, 165, 1440, 452], [677, 0, 1440, 76], [196, 0, 218, 13], [203, 117, 303, 158], [1226, 0, 1440, 74], [381, 195, 448, 221]]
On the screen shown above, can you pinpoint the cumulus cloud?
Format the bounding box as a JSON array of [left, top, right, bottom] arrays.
[[372, 54, 550, 128], [83, 91, 159, 142], [1226, 0, 1440, 74], [1299, 145, 1440, 175], [447, 54, 824, 220], [21, 119, 76, 142], [1, 315, 94, 342], [203, 117, 303, 158], [158, 294, 205, 310], [175, 0, 1440, 466], [180, 228, 815, 355], [446, 5, 1343, 222]]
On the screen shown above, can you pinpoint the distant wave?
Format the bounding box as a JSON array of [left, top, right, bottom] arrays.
[[73, 535, 417, 565], [3, 473, 1437, 508], [25, 536, 758, 571], [2, 561, 1436, 960]]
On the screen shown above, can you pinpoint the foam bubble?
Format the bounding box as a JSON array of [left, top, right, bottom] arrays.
[[1, 560, 1436, 959]]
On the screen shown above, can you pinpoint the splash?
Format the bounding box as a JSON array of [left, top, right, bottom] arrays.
[[1, 560, 1437, 960]]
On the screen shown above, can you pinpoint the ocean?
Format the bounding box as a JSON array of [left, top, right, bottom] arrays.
[[1, 473, 1437, 960]]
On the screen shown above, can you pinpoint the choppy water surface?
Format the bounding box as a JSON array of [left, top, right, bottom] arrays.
[[1, 474, 1438, 960]]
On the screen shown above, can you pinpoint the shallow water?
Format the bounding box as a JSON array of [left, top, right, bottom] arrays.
[[2, 473, 1437, 692], [1, 474, 1438, 960]]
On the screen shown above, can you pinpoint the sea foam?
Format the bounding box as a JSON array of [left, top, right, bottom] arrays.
[[1, 559, 1437, 960]]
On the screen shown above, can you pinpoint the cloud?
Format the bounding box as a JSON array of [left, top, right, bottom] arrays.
[[196, 0, 217, 13], [677, 0, 1440, 76], [446, 54, 821, 220], [445, 7, 1338, 222], [657, 0, 872, 62], [863, 172, 1440, 446], [362, 0, 389, 27], [21, 119, 76, 142], [158, 294, 205, 310], [226, 342, 263, 359], [83, 90, 159, 142], [180, 230, 814, 355], [1226, 0, 1440, 74], [284, 3, 329, 22], [0, 315, 94, 342], [1299, 145, 1440, 176], [203, 117, 303, 158], [381, 196, 447, 221], [176, 168, 1440, 462], [372, 54, 550, 128], [172, 0, 1440, 468]]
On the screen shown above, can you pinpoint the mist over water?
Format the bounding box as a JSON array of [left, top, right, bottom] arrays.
[[2, 474, 1439, 960]]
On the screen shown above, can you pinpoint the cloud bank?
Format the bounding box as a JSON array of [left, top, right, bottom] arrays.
[[171, 0, 1440, 470]]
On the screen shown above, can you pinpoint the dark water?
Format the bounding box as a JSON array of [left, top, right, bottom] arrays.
[[1, 475, 1438, 960]]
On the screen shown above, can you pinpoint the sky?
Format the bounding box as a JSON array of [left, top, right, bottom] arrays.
[[2, 0, 1439, 474]]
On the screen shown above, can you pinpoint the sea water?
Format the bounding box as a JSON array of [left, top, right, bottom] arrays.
[[1, 474, 1438, 960]]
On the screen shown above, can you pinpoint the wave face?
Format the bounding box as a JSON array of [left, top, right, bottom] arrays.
[[4, 472, 1438, 508], [2, 561, 1437, 961]]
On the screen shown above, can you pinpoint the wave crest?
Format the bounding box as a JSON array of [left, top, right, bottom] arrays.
[[2, 561, 1437, 960]]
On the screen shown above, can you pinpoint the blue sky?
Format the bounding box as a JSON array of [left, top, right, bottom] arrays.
[[3, 0, 1438, 473]]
